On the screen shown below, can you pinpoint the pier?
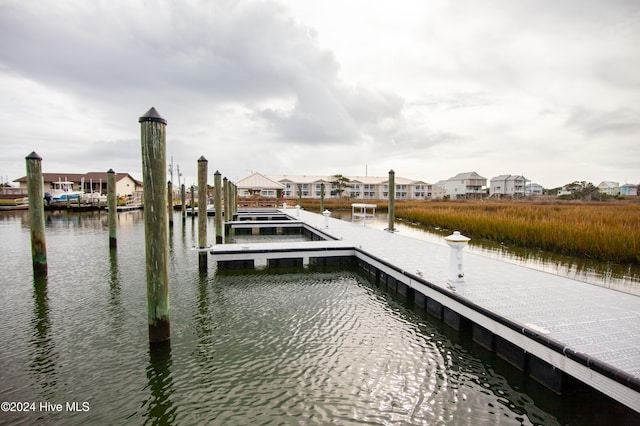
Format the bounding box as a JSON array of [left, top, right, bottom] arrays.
[[206, 207, 640, 414]]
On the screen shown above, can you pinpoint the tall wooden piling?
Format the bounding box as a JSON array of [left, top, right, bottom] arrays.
[[180, 184, 186, 223], [139, 107, 170, 344], [387, 169, 395, 232], [190, 185, 195, 217], [197, 156, 208, 271], [107, 169, 117, 248], [167, 180, 173, 228], [223, 176, 229, 221], [320, 183, 325, 212], [214, 170, 222, 244], [25, 152, 47, 277]]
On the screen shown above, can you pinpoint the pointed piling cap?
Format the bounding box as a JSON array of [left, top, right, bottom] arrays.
[[139, 107, 167, 125], [198, 155, 208, 162], [26, 151, 42, 161], [389, 169, 395, 174], [107, 168, 115, 174], [214, 170, 221, 176]]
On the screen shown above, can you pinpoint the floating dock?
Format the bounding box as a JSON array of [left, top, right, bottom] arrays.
[[206, 208, 640, 415]]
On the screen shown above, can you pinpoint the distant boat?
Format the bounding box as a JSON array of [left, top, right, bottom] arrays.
[[45, 180, 84, 204]]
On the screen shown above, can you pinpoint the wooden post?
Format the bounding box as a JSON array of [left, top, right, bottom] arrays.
[[139, 107, 170, 344], [107, 169, 117, 248], [387, 169, 395, 232], [180, 184, 186, 223], [197, 156, 208, 271], [26, 152, 47, 277], [190, 185, 195, 217], [320, 182, 325, 212], [167, 180, 173, 228], [223, 176, 228, 219], [214, 170, 222, 244]]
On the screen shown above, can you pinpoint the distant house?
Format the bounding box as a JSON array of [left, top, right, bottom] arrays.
[[619, 184, 637, 196], [235, 172, 284, 198], [440, 171, 487, 199], [525, 183, 544, 196], [597, 181, 620, 196], [14, 172, 142, 196], [489, 175, 527, 198]]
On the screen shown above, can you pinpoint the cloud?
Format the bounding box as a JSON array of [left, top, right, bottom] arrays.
[[566, 107, 640, 135]]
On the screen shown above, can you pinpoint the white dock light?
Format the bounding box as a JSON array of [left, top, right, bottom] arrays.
[[444, 231, 470, 283], [296, 204, 300, 217], [323, 209, 331, 228]]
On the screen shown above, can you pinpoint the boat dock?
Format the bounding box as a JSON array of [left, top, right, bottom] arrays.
[[207, 207, 640, 414]]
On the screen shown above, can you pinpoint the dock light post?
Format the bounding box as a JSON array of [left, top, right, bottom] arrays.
[[197, 156, 208, 271], [296, 204, 300, 218], [444, 231, 470, 283], [26, 151, 47, 277], [323, 209, 331, 228], [139, 107, 170, 344], [387, 169, 395, 232], [107, 169, 117, 249], [214, 170, 222, 244]]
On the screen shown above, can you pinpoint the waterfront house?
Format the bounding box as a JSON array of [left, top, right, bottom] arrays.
[[489, 174, 527, 198], [440, 171, 487, 199], [235, 172, 285, 198], [525, 183, 544, 196], [619, 183, 638, 196], [14, 172, 142, 197], [597, 181, 620, 196]]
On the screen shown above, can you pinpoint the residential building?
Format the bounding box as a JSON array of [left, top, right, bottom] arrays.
[[235, 173, 445, 200], [235, 172, 284, 197], [440, 172, 487, 199], [489, 175, 527, 198], [14, 172, 142, 196], [525, 183, 544, 196], [597, 181, 620, 196], [620, 184, 638, 196]]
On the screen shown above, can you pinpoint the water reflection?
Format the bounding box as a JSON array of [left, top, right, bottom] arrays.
[[144, 343, 176, 425], [29, 276, 58, 400]]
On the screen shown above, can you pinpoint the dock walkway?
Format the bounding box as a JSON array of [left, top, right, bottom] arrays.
[[282, 208, 640, 412]]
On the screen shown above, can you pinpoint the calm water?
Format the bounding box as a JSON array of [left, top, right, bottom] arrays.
[[0, 210, 631, 425]]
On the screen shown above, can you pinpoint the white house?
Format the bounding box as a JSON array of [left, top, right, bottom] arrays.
[[597, 181, 620, 196], [489, 175, 527, 198], [235, 172, 284, 197], [525, 183, 544, 196], [14, 172, 142, 197], [440, 171, 487, 199]]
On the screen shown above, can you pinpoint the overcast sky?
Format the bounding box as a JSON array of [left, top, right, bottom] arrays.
[[1, 0, 638, 188]]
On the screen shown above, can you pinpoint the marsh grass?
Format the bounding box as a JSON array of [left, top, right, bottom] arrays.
[[395, 201, 640, 264], [298, 198, 640, 263]]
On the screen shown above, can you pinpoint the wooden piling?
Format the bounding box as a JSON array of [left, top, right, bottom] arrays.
[[190, 185, 195, 217], [139, 107, 170, 344], [320, 183, 325, 212], [107, 169, 117, 248], [25, 152, 47, 277], [387, 169, 395, 232], [214, 170, 222, 244], [167, 180, 173, 228], [181, 184, 186, 223], [197, 156, 208, 271], [223, 176, 229, 220]]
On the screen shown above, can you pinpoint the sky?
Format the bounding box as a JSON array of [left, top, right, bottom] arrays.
[[1, 0, 639, 189]]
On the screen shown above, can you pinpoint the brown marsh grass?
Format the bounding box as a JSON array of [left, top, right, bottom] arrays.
[[395, 200, 640, 264], [298, 198, 640, 263]]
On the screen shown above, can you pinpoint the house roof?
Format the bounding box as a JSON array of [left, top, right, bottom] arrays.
[[236, 172, 284, 190], [449, 171, 486, 181], [14, 172, 141, 185], [264, 174, 429, 186]]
